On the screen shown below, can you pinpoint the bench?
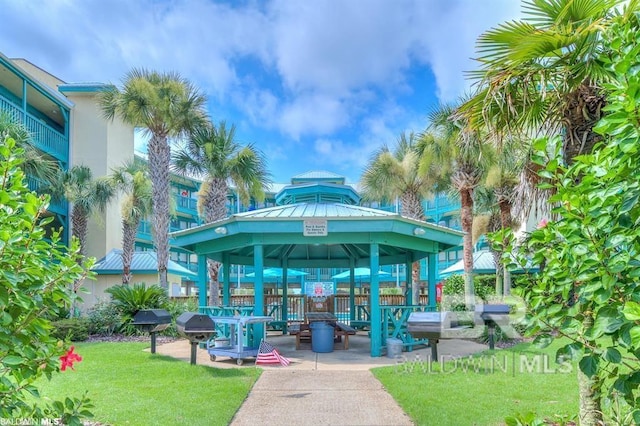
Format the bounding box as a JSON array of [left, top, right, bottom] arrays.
[[334, 322, 357, 350], [350, 320, 370, 330]]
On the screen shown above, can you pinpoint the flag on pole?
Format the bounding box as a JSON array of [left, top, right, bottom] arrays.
[[255, 339, 290, 366]]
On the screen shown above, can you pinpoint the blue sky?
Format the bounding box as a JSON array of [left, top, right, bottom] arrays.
[[0, 0, 521, 184]]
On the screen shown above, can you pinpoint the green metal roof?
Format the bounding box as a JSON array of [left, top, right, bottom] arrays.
[[291, 170, 346, 185], [170, 202, 463, 269], [92, 249, 196, 277]]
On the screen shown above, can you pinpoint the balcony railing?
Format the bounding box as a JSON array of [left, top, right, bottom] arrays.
[[0, 94, 68, 162], [25, 175, 67, 215], [175, 194, 197, 214]]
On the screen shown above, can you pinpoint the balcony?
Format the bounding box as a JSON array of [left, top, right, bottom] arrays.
[[137, 220, 181, 242], [175, 194, 198, 216], [0, 94, 68, 163], [26, 175, 67, 216]]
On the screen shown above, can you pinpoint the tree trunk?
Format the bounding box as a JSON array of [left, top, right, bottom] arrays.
[[202, 178, 229, 306], [401, 191, 426, 304], [498, 198, 512, 296], [148, 133, 171, 289], [121, 220, 138, 285], [578, 315, 604, 425], [562, 83, 606, 165], [71, 206, 88, 257], [493, 250, 503, 296], [460, 188, 476, 309]]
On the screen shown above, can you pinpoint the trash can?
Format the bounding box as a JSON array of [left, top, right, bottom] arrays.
[[310, 322, 334, 353], [386, 338, 403, 359]]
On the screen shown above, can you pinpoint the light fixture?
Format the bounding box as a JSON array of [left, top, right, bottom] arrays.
[[413, 228, 426, 236], [214, 226, 227, 235]]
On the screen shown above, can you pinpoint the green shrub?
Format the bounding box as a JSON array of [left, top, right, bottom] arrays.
[[51, 318, 90, 341], [441, 274, 496, 311], [161, 298, 199, 336], [86, 301, 122, 336], [105, 282, 169, 334], [0, 134, 93, 421]]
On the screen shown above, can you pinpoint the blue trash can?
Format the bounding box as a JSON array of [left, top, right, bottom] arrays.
[[310, 322, 334, 353]]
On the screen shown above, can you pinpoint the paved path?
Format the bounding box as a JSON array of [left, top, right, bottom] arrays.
[[230, 369, 413, 426]]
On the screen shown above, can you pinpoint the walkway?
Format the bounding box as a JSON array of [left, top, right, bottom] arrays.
[[156, 333, 489, 426]]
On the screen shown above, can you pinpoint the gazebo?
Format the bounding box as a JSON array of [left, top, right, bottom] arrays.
[[170, 182, 463, 356]]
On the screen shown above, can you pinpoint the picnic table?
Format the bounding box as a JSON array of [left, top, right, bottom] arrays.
[[290, 312, 356, 350]]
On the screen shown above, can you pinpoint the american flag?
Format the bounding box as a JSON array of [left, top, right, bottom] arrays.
[[255, 339, 290, 367]]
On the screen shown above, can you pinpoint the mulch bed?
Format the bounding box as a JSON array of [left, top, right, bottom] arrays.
[[84, 334, 180, 344]]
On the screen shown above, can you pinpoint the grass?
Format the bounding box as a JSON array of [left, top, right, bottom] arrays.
[[372, 340, 578, 426], [35, 342, 261, 426]]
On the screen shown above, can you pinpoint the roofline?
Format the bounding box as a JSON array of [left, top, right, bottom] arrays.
[[0, 53, 74, 109], [58, 83, 113, 93]]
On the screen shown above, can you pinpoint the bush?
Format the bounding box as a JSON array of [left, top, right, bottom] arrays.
[[441, 274, 496, 311], [86, 301, 122, 336], [51, 318, 90, 341], [161, 298, 199, 336], [105, 282, 169, 335], [0, 134, 93, 421]]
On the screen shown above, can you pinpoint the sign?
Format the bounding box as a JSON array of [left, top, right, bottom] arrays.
[[304, 282, 334, 297], [303, 219, 327, 236]]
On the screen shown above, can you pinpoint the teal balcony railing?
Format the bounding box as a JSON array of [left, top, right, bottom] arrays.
[[175, 194, 197, 215], [137, 220, 181, 242], [0, 94, 68, 162]]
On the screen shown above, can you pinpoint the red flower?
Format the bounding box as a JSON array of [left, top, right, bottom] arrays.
[[60, 346, 83, 371], [537, 218, 549, 229]]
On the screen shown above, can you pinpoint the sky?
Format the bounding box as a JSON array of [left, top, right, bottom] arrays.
[[0, 0, 522, 185]]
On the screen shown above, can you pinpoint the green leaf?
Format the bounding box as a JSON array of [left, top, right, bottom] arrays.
[[623, 301, 640, 321], [593, 306, 625, 334], [579, 355, 599, 378], [532, 334, 553, 349], [603, 347, 622, 364], [2, 355, 23, 365]]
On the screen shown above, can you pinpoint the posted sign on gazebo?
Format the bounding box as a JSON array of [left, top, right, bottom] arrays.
[[304, 282, 334, 297]]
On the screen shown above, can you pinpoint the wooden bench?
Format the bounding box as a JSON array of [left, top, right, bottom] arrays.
[[290, 323, 311, 350], [334, 322, 357, 350]]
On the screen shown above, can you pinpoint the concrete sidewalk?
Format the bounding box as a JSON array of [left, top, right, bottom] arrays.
[[155, 332, 489, 425]]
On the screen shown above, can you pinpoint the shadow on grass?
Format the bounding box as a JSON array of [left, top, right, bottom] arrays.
[[147, 353, 257, 378]]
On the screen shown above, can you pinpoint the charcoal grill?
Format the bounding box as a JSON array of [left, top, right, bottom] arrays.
[[131, 309, 171, 353], [176, 312, 215, 365], [475, 304, 511, 350], [407, 311, 465, 360]]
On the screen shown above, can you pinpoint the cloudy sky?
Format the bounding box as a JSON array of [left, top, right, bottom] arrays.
[[0, 0, 521, 184]]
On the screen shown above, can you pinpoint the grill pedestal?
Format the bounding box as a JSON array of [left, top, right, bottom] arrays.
[[132, 309, 171, 354], [176, 313, 215, 365]]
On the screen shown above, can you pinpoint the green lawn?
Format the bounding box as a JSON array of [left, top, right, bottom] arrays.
[[36, 342, 260, 426], [373, 340, 578, 426]]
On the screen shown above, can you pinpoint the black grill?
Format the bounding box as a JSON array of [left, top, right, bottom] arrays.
[[176, 312, 215, 365], [475, 304, 511, 350], [131, 309, 171, 353], [407, 311, 465, 359]]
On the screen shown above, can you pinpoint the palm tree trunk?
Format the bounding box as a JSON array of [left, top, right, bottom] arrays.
[[121, 220, 137, 284], [401, 191, 426, 304], [148, 134, 171, 289], [460, 188, 476, 309], [493, 250, 503, 296], [578, 315, 604, 425], [203, 178, 229, 306], [71, 206, 88, 257], [498, 198, 512, 296]]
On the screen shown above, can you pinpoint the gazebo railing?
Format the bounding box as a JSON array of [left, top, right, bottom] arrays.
[[381, 305, 436, 351]]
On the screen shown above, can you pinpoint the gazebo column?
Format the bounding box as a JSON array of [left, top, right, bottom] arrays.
[[370, 243, 381, 357], [197, 255, 208, 308], [405, 258, 413, 306], [349, 258, 355, 322], [427, 253, 437, 310], [253, 244, 265, 343], [222, 253, 230, 306], [282, 258, 289, 334]]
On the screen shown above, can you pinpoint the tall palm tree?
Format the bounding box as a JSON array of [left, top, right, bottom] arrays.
[[172, 121, 270, 306], [361, 132, 437, 303], [484, 139, 525, 295], [422, 104, 493, 310], [111, 158, 153, 284], [49, 165, 115, 258], [99, 69, 207, 288]]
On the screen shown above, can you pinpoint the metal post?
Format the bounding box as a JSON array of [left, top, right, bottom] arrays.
[[430, 338, 438, 361], [370, 243, 381, 357], [488, 323, 496, 350], [198, 255, 208, 308], [190, 342, 198, 365], [427, 252, 437, 309], [150, 332, 157, 354]]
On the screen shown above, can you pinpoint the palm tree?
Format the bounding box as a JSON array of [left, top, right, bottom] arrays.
[[49, 165, 115, 257], [462, 0, 639, 164], [484, 139, 525, 295], [172, 121, 270, 306], [422, 104, 493, 310], [99, 69, 207, 288], [111, 158, 153, 284], [361, 132, 438, 303]]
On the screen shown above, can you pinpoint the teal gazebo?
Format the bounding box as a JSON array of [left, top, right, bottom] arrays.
[[170, 181, 463, 357]]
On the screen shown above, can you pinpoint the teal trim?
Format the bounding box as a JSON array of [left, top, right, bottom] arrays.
[[253, 245, 265, 343], [222, 253, 230, 305], [58, 83, 111, 93], [276, 183, 360, 205]]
